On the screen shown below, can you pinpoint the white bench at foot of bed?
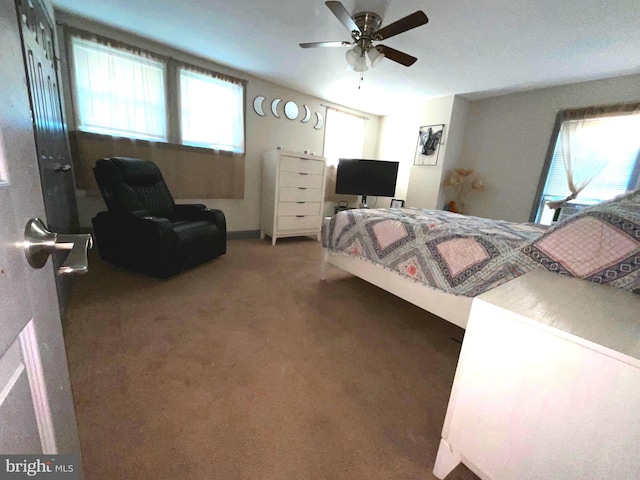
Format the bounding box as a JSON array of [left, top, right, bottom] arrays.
[[320, 248, 472, 329], [434, 270, 640, 479]]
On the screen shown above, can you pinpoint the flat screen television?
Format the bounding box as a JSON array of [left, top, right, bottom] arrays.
[[335, 159, 399, 207]]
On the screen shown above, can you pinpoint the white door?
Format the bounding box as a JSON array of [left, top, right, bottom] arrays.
[[0, 0, 82, 458]]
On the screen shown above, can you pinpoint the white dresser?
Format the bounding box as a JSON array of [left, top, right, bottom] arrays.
[[261, 149, 327, 245], [434, 270, 640, 480]]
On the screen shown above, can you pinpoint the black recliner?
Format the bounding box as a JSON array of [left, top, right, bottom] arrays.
[[92, 157, 226, 278]]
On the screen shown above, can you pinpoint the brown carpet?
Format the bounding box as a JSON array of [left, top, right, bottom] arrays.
[[63, 237, 478, 480]]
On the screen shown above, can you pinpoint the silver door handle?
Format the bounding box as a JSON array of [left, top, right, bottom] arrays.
[[23, 218, 93, 276]]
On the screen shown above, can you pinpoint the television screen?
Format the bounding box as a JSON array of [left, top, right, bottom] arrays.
[[335, 159, 399, 197]]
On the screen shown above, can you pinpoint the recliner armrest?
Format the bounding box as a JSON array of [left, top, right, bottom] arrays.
[[136, 216, 176, 243], [94, 211, 176, 245], [175, 203, 207, 209], [131, 209, 151, 217], [173, 204, 226, 236], [92, 211, 181, 278], [200, 209, 226, 238], [173, 204, 207, 217]]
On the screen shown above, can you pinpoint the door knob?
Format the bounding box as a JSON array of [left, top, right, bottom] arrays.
[[23, 218, 93, 276]]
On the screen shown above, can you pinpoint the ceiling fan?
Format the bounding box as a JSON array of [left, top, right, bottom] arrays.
[[300, 1, 429, 72]]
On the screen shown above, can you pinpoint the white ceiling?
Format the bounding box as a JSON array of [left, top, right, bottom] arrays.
[[52, 0, 640, 115]]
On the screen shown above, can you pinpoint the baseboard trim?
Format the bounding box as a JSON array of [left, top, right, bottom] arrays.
[[227, 230, 260, 240]]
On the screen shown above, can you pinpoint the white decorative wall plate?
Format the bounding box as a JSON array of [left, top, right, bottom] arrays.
[[271, 98, 282, 117], [253, 96, 266, 116], [284, 101, 299, 120], [301, 105, 311, 123]]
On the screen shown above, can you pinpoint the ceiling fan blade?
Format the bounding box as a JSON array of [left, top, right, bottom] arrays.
[[299, 41, 352, 48], [374, 11, 428, 40], [377, 45, 417, 66], [325, 1, 360, 34]]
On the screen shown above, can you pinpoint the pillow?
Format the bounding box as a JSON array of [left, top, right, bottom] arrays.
[[521, 189, 640, 293]]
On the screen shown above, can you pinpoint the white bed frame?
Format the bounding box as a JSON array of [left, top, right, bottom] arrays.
[[320, 249, 472, 329]]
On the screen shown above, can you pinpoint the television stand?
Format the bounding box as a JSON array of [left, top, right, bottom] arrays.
[[360, 194, 369, 208]]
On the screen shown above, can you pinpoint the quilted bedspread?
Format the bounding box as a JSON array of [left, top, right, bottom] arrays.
[[322, 208, 548, 297]]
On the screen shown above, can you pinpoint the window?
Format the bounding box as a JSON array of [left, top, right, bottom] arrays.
[[179, 68, 244, 153], [532, 105, 640, 224], [65, 30, 246, 201], [323, 107, 366, 166], [71, 37, 167, 141], [69, 35, 245, 153]]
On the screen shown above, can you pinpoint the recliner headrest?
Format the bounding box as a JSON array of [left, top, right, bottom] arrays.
[[93, 157, 176, 217], [99, 157, 163, 187]]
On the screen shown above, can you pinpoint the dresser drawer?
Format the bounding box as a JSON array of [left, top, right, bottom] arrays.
[[279, 171, 323, 188], [279, 187, 322, 202], [277, 202, 321, 216], [277, 215, 322, 231], [280, 156, 325, 175]]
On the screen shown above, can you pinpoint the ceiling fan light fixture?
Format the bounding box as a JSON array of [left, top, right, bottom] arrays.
[[345, 45, 365, 67], [299, 2, 428, 79], [345, 47, 358, 66], [353, 54, 368, 73], [367, 47, 384, 68]]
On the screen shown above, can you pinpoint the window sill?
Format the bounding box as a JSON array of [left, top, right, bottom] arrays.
[[73, 130, 243, 157]]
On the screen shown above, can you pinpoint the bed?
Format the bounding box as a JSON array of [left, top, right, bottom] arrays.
[[320, 189, 640, 329]]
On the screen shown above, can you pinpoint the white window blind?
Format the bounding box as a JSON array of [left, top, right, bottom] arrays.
[[71, 37, 167, 141], [543, 114, 640, 202], [323, 108, 366, 166], [179, 68, 244, 153]]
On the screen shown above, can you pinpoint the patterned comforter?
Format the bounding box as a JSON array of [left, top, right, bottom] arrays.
[[322, 208, 548, 297]]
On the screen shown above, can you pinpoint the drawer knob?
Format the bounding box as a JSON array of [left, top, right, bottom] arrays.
[[297, 201, 305, 204], [298, 187, 307, 190], [298, 172, 308, 175], [296, 215, 305, 218]]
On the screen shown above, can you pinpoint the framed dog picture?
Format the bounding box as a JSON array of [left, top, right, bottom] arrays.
[[390, 198, 405, 208]]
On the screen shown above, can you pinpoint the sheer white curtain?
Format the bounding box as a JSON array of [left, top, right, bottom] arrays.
[[323, 107, 366, 166], [71, 36, 166, 141], [546, 106, 640, 209], [179, 67, 244, 153]]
